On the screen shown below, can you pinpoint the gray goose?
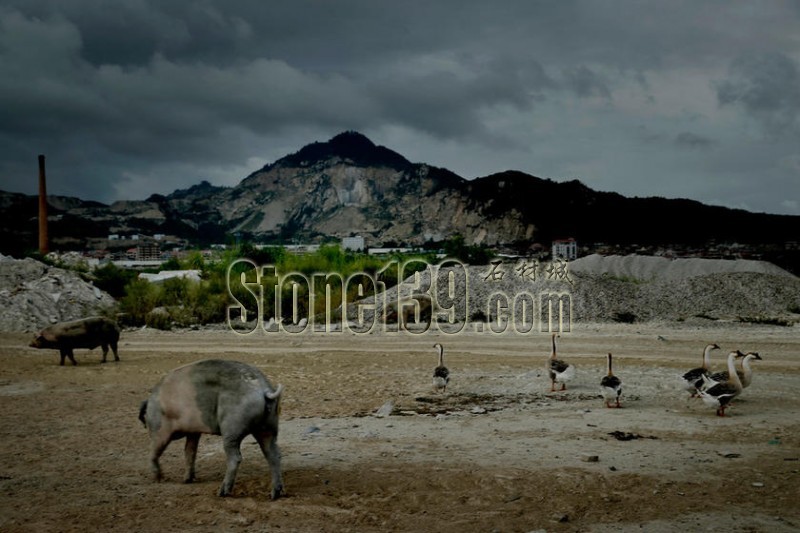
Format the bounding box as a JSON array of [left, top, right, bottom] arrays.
[[705, 352, 762, 389], [698, 350, 745, 416], [600, 353, 622, 408], [547, 334, 575, 392], [432, 343, 450, 392], [680, 343, 720, 396]]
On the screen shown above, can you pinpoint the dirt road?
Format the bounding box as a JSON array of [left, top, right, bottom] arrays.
[[1, 323, 799, 532]]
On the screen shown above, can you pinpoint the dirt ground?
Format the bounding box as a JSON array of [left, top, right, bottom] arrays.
[[1, 322, 799, 532]]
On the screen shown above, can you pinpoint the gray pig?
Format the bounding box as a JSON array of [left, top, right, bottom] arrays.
[[30, 316, 120, 365], [139, 359, 284, 499]]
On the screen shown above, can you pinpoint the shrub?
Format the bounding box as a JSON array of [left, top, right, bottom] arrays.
[[161, 277, 190, 304], [159, 257, 182, 271], [93, 263, 137, 298], [145, 307, 172, 330], [186, 281, 228, 324], [185, 251, 206, 270], [119, 275, 229, 328], [120, 279, 160, 326]]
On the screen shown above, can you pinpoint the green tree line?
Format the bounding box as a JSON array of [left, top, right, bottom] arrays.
[[91, 242, 488, 329]]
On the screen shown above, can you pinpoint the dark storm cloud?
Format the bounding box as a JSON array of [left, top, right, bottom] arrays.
[[0, 1, 798, 214], [0, 3, 371, 197], [367, 54, 556, 142], [561, 65, 611, 100], [674, 132, 715, 150], [716, 52, 800, 138]]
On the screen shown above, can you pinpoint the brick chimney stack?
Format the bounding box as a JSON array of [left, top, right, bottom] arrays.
[[38, 154, 49, 255]]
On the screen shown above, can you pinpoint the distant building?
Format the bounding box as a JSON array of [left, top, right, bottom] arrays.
[[136, 242, 161, 261], [552, 238, 578, 260], [107, 234, 120, 241], [342, 236, 365, 251]]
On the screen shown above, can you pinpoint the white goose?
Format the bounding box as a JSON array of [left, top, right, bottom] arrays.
[[680, 343, 720, 397], [600, 353, 622, 408], [432, 343, 450, 392], [547, 334, 575, 392], [705, 352, 762, 389], [698, 350, 744, 416]]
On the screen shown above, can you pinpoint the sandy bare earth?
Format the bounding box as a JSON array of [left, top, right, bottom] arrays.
[[1, 322, 799, 532]]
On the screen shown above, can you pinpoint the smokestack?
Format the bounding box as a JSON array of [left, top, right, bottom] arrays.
[[38, 154, 49, 255]]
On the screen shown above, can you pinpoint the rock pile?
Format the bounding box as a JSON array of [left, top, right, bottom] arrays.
[[344, 255, 800, 325], [0, 254, 117, 332], [569, 254, 799, 322], [569, 253, 793, 281]]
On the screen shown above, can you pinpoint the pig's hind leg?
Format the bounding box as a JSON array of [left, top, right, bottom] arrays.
[[110, 338, 120, 361], [255, 431, 283, 500], [149, 430, 174, 482], [183, 433, 200, 483], [218, 435, 245, 497]]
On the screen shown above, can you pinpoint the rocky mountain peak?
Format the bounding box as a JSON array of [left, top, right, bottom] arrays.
[[272, 131, 412, 171], [165, 180, 227, 201]]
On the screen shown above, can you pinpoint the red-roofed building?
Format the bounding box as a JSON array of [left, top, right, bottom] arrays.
[[552, 238, 578, 260]]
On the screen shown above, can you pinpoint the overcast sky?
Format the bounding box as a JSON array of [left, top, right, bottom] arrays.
[[1, 1, 799, 215]]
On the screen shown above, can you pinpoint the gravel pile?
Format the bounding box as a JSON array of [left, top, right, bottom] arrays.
[[569, 254, 799, 322], [569, 253, 793, 281], [572, 271, 800, 323], [0, 254, 117, 332], [346, 255, 800, 325]]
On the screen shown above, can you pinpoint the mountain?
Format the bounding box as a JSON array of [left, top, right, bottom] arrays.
[[2, 131, 799, 257], [208, 131, 519, 245]]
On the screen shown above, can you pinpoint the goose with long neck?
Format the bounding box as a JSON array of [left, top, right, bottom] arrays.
[[432, 343, 450, 392], [547, 334, 575, 392], [600, 353, 622, 408], [681, 343, 720, 396], [698, 350, 744, 416], [706, 352, 762, 389]]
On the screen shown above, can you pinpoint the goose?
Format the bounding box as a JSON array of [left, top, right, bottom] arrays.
[[547, 334, 575, 392], [680, 343, 720, 397], [698, 350, 745, 416], [705, 352, 762, 389], [432, 343, 450, 392], [600, 353, 622, 408]]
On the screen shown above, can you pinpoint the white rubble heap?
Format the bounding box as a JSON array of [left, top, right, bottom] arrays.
[[0, 254, 116, 332], [138, 270, 202, 283]]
